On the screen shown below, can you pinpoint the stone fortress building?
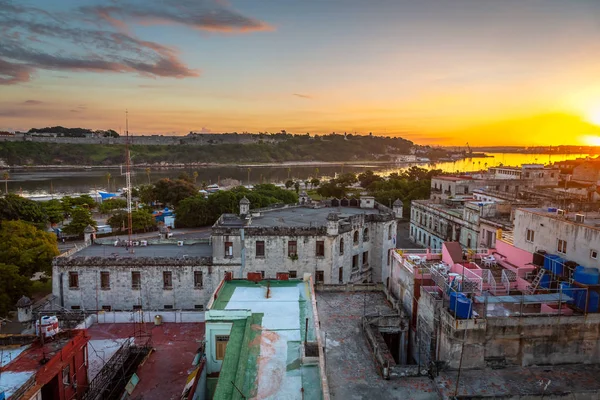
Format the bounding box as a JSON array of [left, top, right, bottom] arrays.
[[52, 195, 399, 312]]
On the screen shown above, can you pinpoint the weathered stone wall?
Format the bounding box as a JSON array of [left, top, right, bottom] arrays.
[[52, 257, 224, 311], [438, 312, 600, 369]]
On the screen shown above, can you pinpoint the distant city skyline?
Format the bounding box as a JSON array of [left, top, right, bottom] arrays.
[[1, 0, 600, 146]]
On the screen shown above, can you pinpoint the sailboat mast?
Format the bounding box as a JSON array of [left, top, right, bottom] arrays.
[[125, 110, 133, 247]]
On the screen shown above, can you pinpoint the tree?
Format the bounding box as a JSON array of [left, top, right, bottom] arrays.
[[63, 207, 96, 236], [285, 180, 294, 189], [99, 198, 127, 214], [2, 171, 8, 194], [0, 263, 32, 317], [137, 184, 155, 205], [0, 194, 48, 227], [294, 181, 300, 194], [107, 210, 156, 232], [41, 199, 65, 225], [0, 220, 59, 276], [153, 178, 197, 207], [175, 196, 211, 228], [105, 172, 112, 191], [310, 178, 320, 188], [304, 180, 310, 190], [193, 171, 199, 183], [145, 167, 151, 184], [358, 170, 383, 188]]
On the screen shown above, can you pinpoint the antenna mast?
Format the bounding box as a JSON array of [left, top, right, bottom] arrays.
[[125, 110, 133, 250]]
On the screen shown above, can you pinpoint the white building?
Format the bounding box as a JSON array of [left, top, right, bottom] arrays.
[[512, 208, 600, 270], [410, 198, 512, 250]]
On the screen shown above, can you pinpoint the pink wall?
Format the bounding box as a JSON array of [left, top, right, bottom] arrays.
[[495, 240, 533, 269]]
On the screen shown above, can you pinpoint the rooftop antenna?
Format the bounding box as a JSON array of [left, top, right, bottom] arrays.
[[124, 110, 133, 252]]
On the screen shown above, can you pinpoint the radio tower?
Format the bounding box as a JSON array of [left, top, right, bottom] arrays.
[[125, 110, 133, 251]]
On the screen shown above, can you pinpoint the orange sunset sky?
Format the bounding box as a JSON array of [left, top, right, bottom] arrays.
[[2, 0, 600, 146]]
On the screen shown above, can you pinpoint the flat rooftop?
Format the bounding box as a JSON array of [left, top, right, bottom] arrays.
[[218, 205, 382, 229], [69, 242, 213, 258], [521, 208, 600, 230], [87, 322, 205, 400], [209, 279, 323, 400], [316, 291, 437, 399]]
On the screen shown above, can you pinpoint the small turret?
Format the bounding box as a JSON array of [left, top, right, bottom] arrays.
[[239, 196, 250, 216], [83, 225, 96, 244], [393, 199, 403, 219], [16, 296, 33, 323], [327, 212, 339, 235]]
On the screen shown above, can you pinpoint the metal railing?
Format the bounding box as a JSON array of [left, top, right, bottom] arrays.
[[481, 269, 497, 294]]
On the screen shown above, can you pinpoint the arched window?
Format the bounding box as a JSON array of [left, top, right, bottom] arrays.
[[339, 238, 344, 255], [363, 228, 369, 241], [353, 230, 359, 244]]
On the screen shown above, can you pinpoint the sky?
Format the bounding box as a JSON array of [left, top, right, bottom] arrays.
[[2, 0, 600, 146]]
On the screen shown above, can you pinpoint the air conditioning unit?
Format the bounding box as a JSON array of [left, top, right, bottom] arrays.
[[133, 241, 140, 247], [575, 214, 585, 223], [177, 241, 184, 247], [140, 240, 148, 246], [557, 209, 565, 216]]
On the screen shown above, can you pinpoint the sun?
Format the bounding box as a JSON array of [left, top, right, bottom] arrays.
[[582, 135, 600, 146], [586, 109, 600, 127]]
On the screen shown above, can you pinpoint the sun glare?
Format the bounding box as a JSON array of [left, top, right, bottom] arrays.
[[582, 135, 600, 146], [586, 109, 600, 127]]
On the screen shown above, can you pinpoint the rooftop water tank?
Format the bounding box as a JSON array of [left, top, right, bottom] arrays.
[[575, 290, 599, 313], [574, 267, 600, 285], [540, 274, 551, 289], [559, 282, 575, 304], [455, 296, 473, 319]]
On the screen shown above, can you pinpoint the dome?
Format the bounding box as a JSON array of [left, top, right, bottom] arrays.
[[393, 199, 403, 206], [327, 213, 339, 221], [83, 224, 96, 233], [16, 295, 32, 308], [239, 196, 250, 205]]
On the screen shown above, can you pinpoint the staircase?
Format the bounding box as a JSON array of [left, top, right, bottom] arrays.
[[526, 269, 545, 295]]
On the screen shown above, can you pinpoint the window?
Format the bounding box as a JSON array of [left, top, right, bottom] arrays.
[[255, 240, 265, 257], [63, 365, 70, 385], [387, 250, 391, 266], [133, 305, 142, 310], [195, 304, 204, 310], [353, 230, 359, 244], [363, 228, 369, 241], [467, 235, 472, 249], [288, 240, 297, 257], [164, 305, 173, 310], [71, 306, 81, 310], [194, 271, 203, 288], [316, 240, 325, 257], [224, 241, 233, 257], [338, 267, 343, 283], [216, 335, 229, 360], [591, 250, 598, 260], [289, 270, 297, 278], [526, 229, 535, 243], [388, 225, 392, 240], [557, 239, 567, 254], [316, 270, 324, 283], [464, 187, 468, 194], [132, 271, 141, 290], [339, 238, 344, 255], [163, 271, 173, 289], [100, 271, 110, 290], [352, 254, 359, 270], [260, 270, 265, 278], [102, 305, 111, 311], [68, 272, 79, 289], [362, 251, 369, 265]]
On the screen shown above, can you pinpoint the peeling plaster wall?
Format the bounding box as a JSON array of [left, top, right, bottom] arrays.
[[438, 313, 600, 369]]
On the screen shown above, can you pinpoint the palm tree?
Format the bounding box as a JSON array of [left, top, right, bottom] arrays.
[[145, 167, 151, 184], [2, 171, 8, 194], [193, 171, 198, 184], [105, 172, 111, 192], [314, 167, 319, 178], [287, 167, 291, 180]]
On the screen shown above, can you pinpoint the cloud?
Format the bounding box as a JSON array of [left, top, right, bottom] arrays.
[[0, 0, 270, 85], [293, 93, 313, 99], [23, 99, 43, 105], [86, 0, 273, 33]]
